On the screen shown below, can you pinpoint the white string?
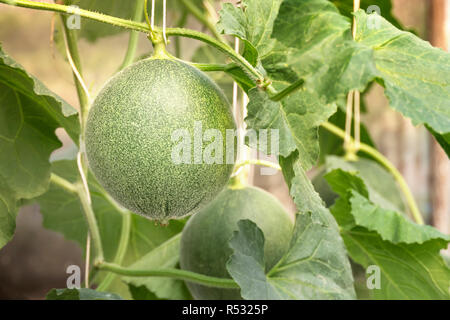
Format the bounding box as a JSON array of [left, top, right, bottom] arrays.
[[62, 25, 91, 104], [353, 0, 361, 150], [163, 0, 167, 44], [151, 0, 155, 29], [344, 90, 354, 148], [345, 0, 361, 151], [77, 151, 92, 205], [354, 90, 361, 150], [232, 37, 241, 169], [352, 0, 360, 38]]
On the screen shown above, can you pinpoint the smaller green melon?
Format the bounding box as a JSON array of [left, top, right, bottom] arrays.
[[180, 184, 294, 300]]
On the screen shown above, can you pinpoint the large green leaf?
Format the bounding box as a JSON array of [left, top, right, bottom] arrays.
[[227, 217, 356, 299], [272, 0, 376, 101], [217, 0, 283, 63], [0, 46, 79, 248], [354, 10, 450, 139], [46, 288, 123, 300], [271, 2, 450, 149], [325, 169, 450, 299], [122, 234, 192, 300], [246, 88, 336, 170], [216, 0, 300, 85]]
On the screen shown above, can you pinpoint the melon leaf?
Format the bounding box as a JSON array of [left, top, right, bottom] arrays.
[[217, 0, 283, 63], [0, 46, 79, 249], [227, 217, 356, 299], [246, 88, 336, 171], [324, 168, 450, 299], [272, 1, 450, 147]]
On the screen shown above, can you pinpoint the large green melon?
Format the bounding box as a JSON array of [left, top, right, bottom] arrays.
[[85, 58, 236, 222], [180, 185, 294, 299]]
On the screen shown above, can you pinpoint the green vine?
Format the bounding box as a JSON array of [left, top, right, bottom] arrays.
[[98, 262, 239, 289], [119, 0, 145, 70]]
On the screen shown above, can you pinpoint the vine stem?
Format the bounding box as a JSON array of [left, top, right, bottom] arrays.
[[60, 14, 89, 126], [77, 183, 104, 264], [321, 121, 424, 225], [119, 0, 145, 70], [98, 262, 239, 289], [166, 27, 263, 82], [270, 78, 305, 101], [0, 0, 264, 83], [189, 62, 229, 72], [96, 211, 131, 291], [59, 5, 105, 267], [50, 173, 77, 194]]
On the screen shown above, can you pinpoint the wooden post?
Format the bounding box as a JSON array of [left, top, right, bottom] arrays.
[[428, 0, 450, 235]]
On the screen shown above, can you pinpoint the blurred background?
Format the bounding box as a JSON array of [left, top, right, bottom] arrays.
[[0, 0, 449, 299]]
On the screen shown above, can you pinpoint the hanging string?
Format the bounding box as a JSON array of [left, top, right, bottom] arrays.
[[353, 0, 361, 150], [162, 0, 167, 44], [233, 38, 240, 125], [354, 90, 361, 149], [352, 0, 360, 38], [62, 29, 91, 104], [344, 0, 361, 153], [232, 37, 243, 177], [344, 90, 354, 148], [150, 0, 155, 29]]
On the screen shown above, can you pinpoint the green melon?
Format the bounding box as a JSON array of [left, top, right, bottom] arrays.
[[85, 58, 236, 222], [180, 184, 294, 299]]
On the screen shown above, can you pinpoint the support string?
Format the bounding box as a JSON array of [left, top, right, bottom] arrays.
[[163, 0, 167, 44], [344, 0, 361, 153], [150, 0, 155, 29]]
